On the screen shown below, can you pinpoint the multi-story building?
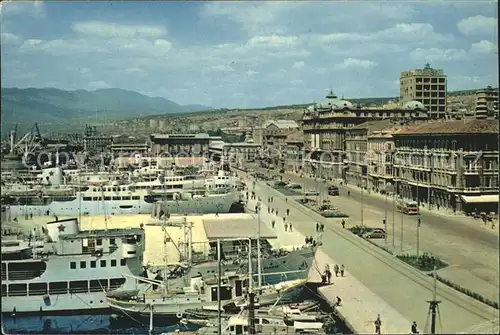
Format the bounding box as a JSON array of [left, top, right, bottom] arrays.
[[301, 90, 428, 179], [392, 119, 499, 214], [252, 120, 299, 146], [344, 120, 393, 189], [149, 133, 221, 156], [367, 125, 400, 194], [475, 86, 499, 119], [400, 63, 447, 119]]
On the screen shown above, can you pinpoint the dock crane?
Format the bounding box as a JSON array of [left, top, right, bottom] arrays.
[[7, 122, 44, 158]]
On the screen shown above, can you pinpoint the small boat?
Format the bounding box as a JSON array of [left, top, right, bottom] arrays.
[[105, 273, 306, 321]]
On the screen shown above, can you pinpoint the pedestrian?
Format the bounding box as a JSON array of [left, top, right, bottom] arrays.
[[285, 197, 288, 203], [305, 236, 309, 245], [30, 213, 33, 219], [276, 210, 279, 216], [271, 220, 275, 229], [347, 190, 350, 196], [336, 296, 342, 306], [271, 196, 273, 202], [326, 268, 332, 284], [340, 264, 345, 277], [411, 321, 418, 334], [289, 223, 293, 232], [284, 223, 288, 232], [334, 264, 339, 277], [268, 196, 270, 203], [320, 223, 324, 232], [341, 219, 345, 228], [268, 207, 270, 213], [374, 314, 382, 335], [286, 208, 290, 216], [316, 223, 319, 232]]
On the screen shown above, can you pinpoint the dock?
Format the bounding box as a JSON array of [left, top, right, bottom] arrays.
[[242, 173, 416, 334]]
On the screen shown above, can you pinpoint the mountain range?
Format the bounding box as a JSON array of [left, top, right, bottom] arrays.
[[1, 87, 213, 132]]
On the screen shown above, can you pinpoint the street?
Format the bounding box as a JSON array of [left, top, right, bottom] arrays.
[[238, 169, 499, 334], [249, 166, 499, 303]]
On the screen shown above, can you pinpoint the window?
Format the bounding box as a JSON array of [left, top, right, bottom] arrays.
[[90, 261, 96, 268], [110, 238, 116, 245], [111, 259, 117, 267], [120, 259, 126, 266], [100, 260, 106, 267], [80, 261, 86, 269], [96, 239, 103, 246], [70, 261, 76, 269]]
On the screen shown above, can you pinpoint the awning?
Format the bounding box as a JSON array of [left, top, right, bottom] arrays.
[[461, 195, 499, 204]]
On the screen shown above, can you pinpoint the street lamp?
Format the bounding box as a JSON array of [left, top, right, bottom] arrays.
[[384, 182, 394, 245], [417, 217, 421, 257]]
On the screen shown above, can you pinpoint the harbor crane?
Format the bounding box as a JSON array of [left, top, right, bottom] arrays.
[[7, 123, 44, 158]]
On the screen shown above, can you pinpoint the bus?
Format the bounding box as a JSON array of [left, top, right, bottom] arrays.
[[397, 199, 419, 215]]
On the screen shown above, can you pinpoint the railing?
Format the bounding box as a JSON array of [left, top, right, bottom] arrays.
[[7, 270, 45, 281]]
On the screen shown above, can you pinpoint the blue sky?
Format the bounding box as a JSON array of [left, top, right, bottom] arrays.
[[1, 1, 498, 108]]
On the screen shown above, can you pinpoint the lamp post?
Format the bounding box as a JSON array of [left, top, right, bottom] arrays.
[[384, 182, 393, 245], [417, 217, 421, 257], [361, 178, 365, 229]]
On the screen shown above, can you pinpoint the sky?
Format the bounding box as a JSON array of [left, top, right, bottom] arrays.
[[1, 0, 498, 109]]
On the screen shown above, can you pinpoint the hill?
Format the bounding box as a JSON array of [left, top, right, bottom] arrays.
[[0, 87, 210, 132]]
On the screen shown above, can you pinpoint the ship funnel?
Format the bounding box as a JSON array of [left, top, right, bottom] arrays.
[[46, 218, 80, 242], [40, 166, 64, 185]]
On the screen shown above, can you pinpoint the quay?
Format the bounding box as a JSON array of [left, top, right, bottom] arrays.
[[239, 170, 499, 334]]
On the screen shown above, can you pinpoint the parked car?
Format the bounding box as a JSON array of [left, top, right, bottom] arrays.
[[305, 189, 320, 196], [288, 183, 302, 189], [363, 229, 386, 239]]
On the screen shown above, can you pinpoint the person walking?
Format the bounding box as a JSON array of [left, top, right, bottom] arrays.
[[286, 208, 290, 216], [316, 223, 320, 232], [271, 220, 275, 229], [340, 264, 345, 277], [411, 321, 418, 334], [334, 264, 339, 277], [341, 219, 346, 228], [289, 223, 293, 232], [284, 223, 288, 232], [374, 314, 382, 335], [320, 223, 325, 232]]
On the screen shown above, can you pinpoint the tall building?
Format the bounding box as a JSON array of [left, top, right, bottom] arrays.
[[475, 86, 499, 119], [400, 63, 447, 119]]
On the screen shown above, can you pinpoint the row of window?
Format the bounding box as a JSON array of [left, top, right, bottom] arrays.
[[82, 196, 141, 201], [70, 258, 126, 269], [1, 278, 126, 297]]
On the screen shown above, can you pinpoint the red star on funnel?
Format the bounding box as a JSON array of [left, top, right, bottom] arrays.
[[57, 224, 65, 232]]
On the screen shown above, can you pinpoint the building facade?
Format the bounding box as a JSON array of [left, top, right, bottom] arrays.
[[150, 133, 221, 156], [252, 120, 299, 146], [344, 120, 393, 189], [301, 90, 428, 180], [392, 120, 499, 214], [475, 86, 499, 119], [400, 63, 447, 119]]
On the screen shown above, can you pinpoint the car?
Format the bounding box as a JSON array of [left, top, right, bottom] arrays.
[[327, 186, 340, 196], [305, 189, 320, 196], [363, 229, 386, 239], [288, 183, 302, 189]]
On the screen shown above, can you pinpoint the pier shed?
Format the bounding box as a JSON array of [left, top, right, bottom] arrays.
[[202, 213, 277, 241]]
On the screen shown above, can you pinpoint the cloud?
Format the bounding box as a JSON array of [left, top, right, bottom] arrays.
[[71, 21, 168, 38], [335, 58, 377, 70], [0, 0, 45, 18], [457, 15, 496, 35], [292, 61, 305, 70], [88, 81, 111, 90], [470, 40, 497, 54], [410, 48, 468, 62], [0, 32, 21, 45]]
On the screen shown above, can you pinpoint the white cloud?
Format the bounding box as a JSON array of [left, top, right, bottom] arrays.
[[335, 58, 377, 70], [71, 21, 168, 38], [208, 64, 235, 74], [410, 48, 468, 62], [457, 15, 496, 35], [470, 40, 497, 54], [292, 61, 305, 70], [0, 32, 21, 44], [88, 81, 111, 90], [248, 35, 299, 48], [0, 0, 45, 18]]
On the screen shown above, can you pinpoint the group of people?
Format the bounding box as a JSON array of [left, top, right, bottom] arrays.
[[322, 263, 345, 284], [315, 222, 325, 232]]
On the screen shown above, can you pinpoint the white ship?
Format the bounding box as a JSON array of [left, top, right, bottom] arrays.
[[1, 218, 147, 315], [1, 166, 242, 217]]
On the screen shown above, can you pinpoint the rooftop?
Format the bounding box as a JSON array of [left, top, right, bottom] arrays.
[[151, 133, 221, 140], [202, 213, 277, 241], [351, 119, 393, 132], [395, 119, 499, 135], [262, 119, 299, 129]]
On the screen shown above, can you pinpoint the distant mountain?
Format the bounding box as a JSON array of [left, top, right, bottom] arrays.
[[181, 104, 214, 112], [0, 87, 211, 132]]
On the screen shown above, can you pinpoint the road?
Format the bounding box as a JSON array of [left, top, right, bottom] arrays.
[[250, 166, 499, 303], [239, 169, 499, 334]]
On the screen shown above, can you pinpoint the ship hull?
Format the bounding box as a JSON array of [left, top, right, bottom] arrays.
[[181, 246, 317, 287], [4, 192, 239, 217]]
